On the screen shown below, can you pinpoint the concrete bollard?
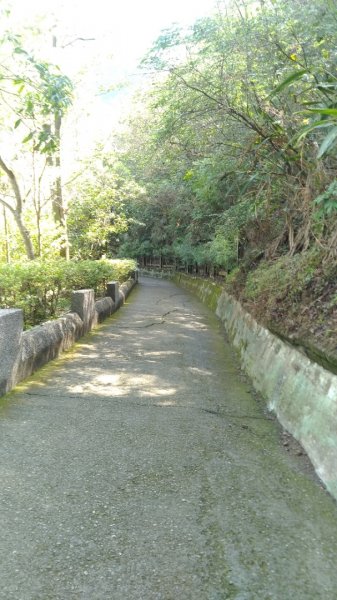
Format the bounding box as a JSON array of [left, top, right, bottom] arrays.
[[0, 309, 23, 395], [106, 281, 120, 307], [71, 289, 96, 334]]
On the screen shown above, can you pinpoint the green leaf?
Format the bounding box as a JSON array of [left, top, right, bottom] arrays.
[[14, 118, 22, 129], [317, 83, 337, 91], [13, 46, 28, 55], [22, 131, 35, 144], [292, 120, 333, 144], [317, 126, 337, 158], [305, 108, 337, 116], [269, 69, 308, 98]]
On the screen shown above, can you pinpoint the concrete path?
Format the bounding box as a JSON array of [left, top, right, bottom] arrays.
[[1, 277, 337, 600]]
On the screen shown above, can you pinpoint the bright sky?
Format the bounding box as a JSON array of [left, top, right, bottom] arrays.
[[7, 0, 216, 165], [10, 0, 214, 66]]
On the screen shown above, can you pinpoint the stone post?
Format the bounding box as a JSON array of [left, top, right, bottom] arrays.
[[106, 281, 120, 307], [0, 309, 23, 396], [71, 289, 96, 334]]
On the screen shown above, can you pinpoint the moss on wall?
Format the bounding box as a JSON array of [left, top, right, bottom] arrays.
[[174, 273, 337, 499]]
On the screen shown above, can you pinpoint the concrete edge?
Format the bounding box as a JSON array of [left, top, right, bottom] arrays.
[[1, 276, 138, 396], [173, 273, 337, 500]]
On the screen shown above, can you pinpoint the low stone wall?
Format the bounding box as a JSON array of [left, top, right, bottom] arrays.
[[0, 276, 138, 396], [0, 309, 24, 396], [174, 273, 337, 500]]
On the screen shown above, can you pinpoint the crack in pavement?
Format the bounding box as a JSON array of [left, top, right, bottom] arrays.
[[20, 391, 271, 421], [112, 309, 181, 329], [113, 320, 166, 329], [201, 408, 272, 420]]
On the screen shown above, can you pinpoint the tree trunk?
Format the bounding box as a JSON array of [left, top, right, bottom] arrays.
[[53, 114, 70, 260], [0, 155, 35, 260], [14, 210, 35, 260], [3, 206, 10, 263]]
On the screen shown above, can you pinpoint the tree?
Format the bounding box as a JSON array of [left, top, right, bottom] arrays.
[[67, 150, 144, 259], [13, 47, 73, 258], [0, 24, 73, 260], [117, 0, 337, 269]]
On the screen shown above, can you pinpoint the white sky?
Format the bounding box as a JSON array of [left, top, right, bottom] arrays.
[[9, 0, 214, 66], [6, 0, 216, 166]]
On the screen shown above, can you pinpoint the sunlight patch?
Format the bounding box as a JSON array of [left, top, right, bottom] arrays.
[[139, 387, 176, 397], [156, 400, 177, 406], [188, 366, 213, 376]]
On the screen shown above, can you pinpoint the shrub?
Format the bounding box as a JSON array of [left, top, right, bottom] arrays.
[[0, 258, 136, 328]]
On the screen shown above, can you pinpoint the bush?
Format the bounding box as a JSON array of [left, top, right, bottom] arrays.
[[207, 234, 238, 270], [244, 249, 323, 305], [0, 258, 136, 328]]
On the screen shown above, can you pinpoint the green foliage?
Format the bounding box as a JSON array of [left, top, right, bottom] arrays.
[[119, 0, 337, 276], [0, 32, 73, 153], [0, 259, 136, 328], [0, 209, 64, 263], [314, 180, 337, 217], [67, 152, 144, 260], [269, 69, 309, 98], [207, 235, 237, 270], [244, 249, 323, 304], [172, 238, 205, 266]]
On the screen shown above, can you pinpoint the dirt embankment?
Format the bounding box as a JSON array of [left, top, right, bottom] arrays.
[[225, 248, 337, 374]]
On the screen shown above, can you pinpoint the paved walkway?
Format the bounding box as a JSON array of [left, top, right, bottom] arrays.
[[1, 277, 337, 599]]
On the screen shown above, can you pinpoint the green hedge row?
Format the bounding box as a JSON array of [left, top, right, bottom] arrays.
[[0, 259, 136, 328]]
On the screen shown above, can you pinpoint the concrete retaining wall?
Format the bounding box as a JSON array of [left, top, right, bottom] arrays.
[[174, 273, 337, 500], [0, 275, 137, 396]]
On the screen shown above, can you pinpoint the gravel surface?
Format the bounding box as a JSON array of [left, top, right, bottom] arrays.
[[1, 276, 337, 599]]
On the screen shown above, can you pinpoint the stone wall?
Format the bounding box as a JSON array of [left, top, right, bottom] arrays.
[[174, 273, 337, 500], [0, 276, 137, 397]]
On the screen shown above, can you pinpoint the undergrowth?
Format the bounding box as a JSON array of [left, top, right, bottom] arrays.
[[224, 246, 337, 356]]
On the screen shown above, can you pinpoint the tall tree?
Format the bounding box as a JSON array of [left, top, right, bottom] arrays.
[[0, 23, 73, 259]]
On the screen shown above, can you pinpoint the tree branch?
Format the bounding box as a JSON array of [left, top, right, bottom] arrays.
[[0, 155, 23, 212], [62, 37, 96, 48], [0, 197, 15, 214], [172, 71, 281, 152]]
